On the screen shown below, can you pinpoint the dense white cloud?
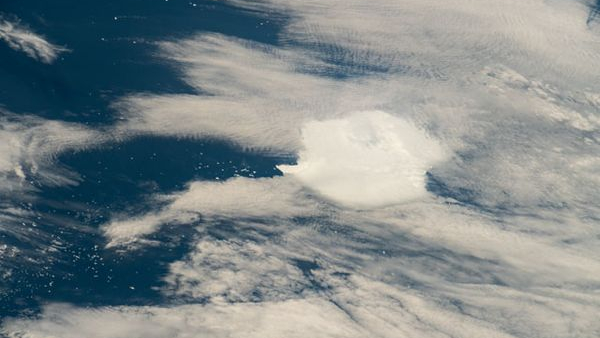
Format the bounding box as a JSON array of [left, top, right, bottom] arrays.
[[279, 111, 447, 208], [0, 17, 68, 63]]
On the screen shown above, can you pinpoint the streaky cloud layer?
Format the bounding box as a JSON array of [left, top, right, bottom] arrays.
[[0, 111, 102, 194], [103, 176, 318, 248], [1, 299, 370, 338]]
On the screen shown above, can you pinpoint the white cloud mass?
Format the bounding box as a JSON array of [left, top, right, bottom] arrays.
[[279, 111, 447, 208]]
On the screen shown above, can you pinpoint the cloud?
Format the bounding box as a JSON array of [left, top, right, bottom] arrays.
[[113, 34, 344, 154], [3, 0, 600, 336], [226, 0, 600, 84], [279, 111, 447, 208], [93, 1, 600, 335], [103, 176, 320, 247], [111, 11, 600, 211], [0, 111, 103, 288], [163, 238, 313, 302], [7, 271, 599, 338], [0, 16, 68, 63], [96, 173, 600, 336], [1, 299, 369, 338], [0, 111, 102, 194]]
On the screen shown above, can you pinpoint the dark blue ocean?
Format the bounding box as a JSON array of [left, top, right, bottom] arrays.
[[0, 0, 290, 318]]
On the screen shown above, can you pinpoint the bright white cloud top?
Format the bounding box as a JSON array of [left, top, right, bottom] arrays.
[[279, 111, 447, 208]]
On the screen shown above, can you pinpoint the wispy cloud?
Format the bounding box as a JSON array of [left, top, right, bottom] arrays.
[[103, 176, 318, 248], [1, 299, 370, 338], [0, 16, 68, 63], [0, 111, 102, 193]]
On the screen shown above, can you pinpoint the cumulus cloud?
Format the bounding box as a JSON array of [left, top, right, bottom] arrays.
[[0, 16, 68, 63], [279, 111, 447, 208]]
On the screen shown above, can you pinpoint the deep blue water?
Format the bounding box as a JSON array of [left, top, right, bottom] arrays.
[[590, 1, 600, 24], [0, 137, 291, 314], [0, 0, 289, 318]]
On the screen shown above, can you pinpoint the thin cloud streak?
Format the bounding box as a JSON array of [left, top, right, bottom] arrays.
[[2, 0, 600, 336], [0, 16, 68, 63]]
